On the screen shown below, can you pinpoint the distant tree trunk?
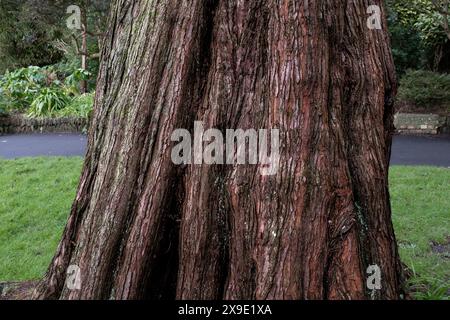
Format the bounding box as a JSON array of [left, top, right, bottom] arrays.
[[433, 44, 444, 72], [437, 42, 450, 73], [34, 0, 404, 300], [80, 4, 88, 94]]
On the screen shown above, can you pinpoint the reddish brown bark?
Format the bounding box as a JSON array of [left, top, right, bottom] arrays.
[[33, 0, 404, 300]]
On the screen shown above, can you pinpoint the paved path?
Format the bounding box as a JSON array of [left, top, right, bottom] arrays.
[[0, 134, 86, 159], [391, 134, 450, 167], [1, 133, 449, 167]]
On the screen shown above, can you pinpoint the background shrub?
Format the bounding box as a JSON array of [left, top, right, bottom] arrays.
[[63, 69, 92, 96], [0, 66, 47, 112], [397, 70, 450, 112], [28, 87, 69, 118], [54, 93, 94, 118], [0, 65, 93, 118], [0, 87, 8, 114]]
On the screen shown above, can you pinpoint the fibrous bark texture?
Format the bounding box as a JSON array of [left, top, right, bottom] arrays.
[[34, 0, 404, 300]]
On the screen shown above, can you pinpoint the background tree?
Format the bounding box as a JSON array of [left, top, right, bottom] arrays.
[[431, 0, 450, 39], [34, 0, 404, 300], [0, 0, 110, 89], [0, 0, 66, 73], [58, 0, 109, 93], [389, 0, 450, 71]]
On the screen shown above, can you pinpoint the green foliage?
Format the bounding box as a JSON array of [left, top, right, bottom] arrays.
[[64, 69, 92, 96], [0, 0, 110, 80], [398, 70, 450, 108], [0, 95, 7, 115], [0, 65, 93, 118], [393, 0, 449, 45], [0, 66, 48, 112], [0, 0, 65, 73], [54, 92, 94, 118], [28, 87, 69, 118], [389, 19, 427, 74], [387, 0, 450, 73], [0, 85, 10, 115]]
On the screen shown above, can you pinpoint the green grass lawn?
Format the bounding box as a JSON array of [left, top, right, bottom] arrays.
[[390, 166, 449, 299], [0, 157, 82, 280], [0, 157, 448, 299]]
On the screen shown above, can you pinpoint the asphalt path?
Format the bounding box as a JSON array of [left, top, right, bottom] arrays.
[[390, 134, 450, 167], [0, 133, 449, 167], [0, 133, 86, 159]]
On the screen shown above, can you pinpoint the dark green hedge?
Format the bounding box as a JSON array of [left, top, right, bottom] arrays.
[[398, 70, 450, 111]]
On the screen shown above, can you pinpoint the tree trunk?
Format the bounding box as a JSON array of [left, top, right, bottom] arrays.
[[80, 4, 88, 94], [34, 0, 404, 300]]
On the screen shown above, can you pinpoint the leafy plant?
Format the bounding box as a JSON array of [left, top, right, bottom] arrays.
[[64, 69, 92, 96], [398, 70, 450, 109], [0, 87, 8, 115], [54, 92, 94, 118], [0, 66, 47, 111], [0, 65, 94, 117], [392, 0, 450, 46], [28, 87, 69, 118], [387, 4, 427, 75], [387, 0, 450, 72]]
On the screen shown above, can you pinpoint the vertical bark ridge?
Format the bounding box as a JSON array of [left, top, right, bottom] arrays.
[[332, 0, 402, 299], [111, 0, 220, 299]]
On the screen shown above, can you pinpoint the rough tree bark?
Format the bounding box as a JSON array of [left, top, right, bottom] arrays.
[[33, 0, 404, 300]]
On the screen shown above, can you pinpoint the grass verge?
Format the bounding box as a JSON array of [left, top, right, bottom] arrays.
[[390, 166, 449, 299], [0, 158, 448, 299], [0, 157, 82, 280]]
